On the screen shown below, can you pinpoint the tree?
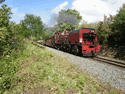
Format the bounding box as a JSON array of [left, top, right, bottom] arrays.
[[96, 13, 115, 44], [109, 4, 125, 46], [19, 20, 32, 38], [66, 9, 82, 23], [0, 0, 5, 4], [0, 4, 27, 93], [78, 20, 95, 29], [9, 21, 21, 35], [0, 4, 13, 54], [21, 14, 45, 40]]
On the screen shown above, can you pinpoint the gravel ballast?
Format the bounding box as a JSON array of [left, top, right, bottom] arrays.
[[45, 47, 125, 92]]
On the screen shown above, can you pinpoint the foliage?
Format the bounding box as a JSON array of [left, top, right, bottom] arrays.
[[18, 21, 31, 38], [0, 4, 13, 55], [60, 23, 72, 31], [21, 14, 45, 40], [0, 0, 5, 4], [0, 40, 25, 93], [0, 4, 26, 93], [0, 4, 25, 55], [108, 4, 125, 47], [66, 9, 82, 23], [96, 14, 115, 44], [1, 40, 121, 94], [8, 22, 22, 36], [78, 20, 98, 29]]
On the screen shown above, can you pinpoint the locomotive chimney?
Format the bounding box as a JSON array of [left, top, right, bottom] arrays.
[[72, 27, 75, 31]]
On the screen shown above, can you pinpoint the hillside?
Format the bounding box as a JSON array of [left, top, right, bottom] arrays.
[[0, 39, 122, 94]]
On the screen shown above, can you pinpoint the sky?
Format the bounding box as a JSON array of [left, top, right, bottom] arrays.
[[1, 0, 125, 26]]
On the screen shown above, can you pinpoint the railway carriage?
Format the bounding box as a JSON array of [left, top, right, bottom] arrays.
[[54, 31, 63, 48], [45, 38, 52, 46]]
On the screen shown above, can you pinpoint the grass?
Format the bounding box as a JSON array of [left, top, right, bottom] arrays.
[[1, 39, 123, 94]]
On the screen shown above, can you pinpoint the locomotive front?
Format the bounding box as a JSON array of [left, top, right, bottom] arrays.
[[79, 28, 101, 56]]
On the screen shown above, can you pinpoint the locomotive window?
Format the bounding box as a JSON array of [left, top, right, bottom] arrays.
[[83, 33, 96, 38], [91, 30, 94, 32], [83, 33, 89, 37]]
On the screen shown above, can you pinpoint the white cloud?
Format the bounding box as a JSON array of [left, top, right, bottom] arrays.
[[10, 7, 48, 24], [32, 11, 51, 24], [71, 0, 125, 23], [51, 1, 68, 14], [41, 18, 45, 23], [11, 7, 18, 13], [19, 13, 25, 17], [10, 7, 25, 24]]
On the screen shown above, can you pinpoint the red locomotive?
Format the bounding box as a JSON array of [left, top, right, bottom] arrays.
[[44, 28, 101, 56]]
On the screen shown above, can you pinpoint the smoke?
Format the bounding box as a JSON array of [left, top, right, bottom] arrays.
[[46, 13, 60, 35], [46, 10, 78, 34], [57, 11, 78, 27], [48, 13, 58, 27], [45, 24, 60, 35]]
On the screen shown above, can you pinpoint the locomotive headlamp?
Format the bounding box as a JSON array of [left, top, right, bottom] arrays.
[[79, 38, 82, 43], [91, 30, 94, 32]]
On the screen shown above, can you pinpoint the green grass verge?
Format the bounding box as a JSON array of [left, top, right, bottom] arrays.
[[0, 39, 122, 94]]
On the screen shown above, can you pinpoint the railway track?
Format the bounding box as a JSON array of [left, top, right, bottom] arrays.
[[93, 56, 125, 68], [40, 43, 125, 68]]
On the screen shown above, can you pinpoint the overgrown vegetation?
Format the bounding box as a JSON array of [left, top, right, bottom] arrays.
[[0, 3, 45, 93], [20, 14, 46, 41], [0, 39, 25, 93], [1, 40, 122, 93], [97, 4, 125, 60], [108, 4, 125, 47]]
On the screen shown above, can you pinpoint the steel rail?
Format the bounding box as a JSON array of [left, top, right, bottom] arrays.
[[93, 56, 125, 68]]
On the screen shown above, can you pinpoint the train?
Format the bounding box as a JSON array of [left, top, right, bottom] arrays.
[[43, 28, 101, 56]]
